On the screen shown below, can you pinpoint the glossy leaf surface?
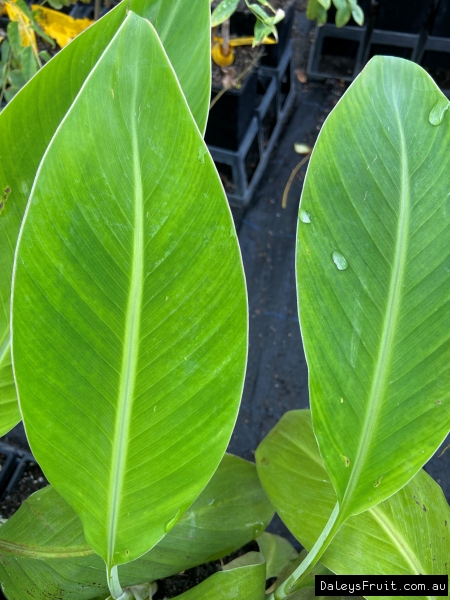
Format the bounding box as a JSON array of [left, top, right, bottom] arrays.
[[0, 0, 211, 436], [11, 13, 247, 570], [297, 56, 450, 519], [256, 410, 450, 599], [0, 455, 271, 600], [173, 552, 266, 600]]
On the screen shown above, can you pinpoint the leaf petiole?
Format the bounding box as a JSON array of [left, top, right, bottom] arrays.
[[274, 502, 342, 599], [108, 565, 124, 599]]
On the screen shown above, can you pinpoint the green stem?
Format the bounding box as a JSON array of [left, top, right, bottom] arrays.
[[108, 565, 123, 599], [274, 502, 343, 599]]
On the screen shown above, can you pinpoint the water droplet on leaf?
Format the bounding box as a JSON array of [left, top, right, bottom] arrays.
[[332, 251, 348, 271], [165, 508, 183, 533], [299, 209, 311, 223], [197, 146, 207, 164], [429, 97, 450, 126]]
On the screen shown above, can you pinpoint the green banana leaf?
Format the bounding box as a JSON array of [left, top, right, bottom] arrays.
[[297, 56, 450, 523], [256, 410, 450, 600], [11, 11, 247, 575], [0, 0, 211, 437], [171, 552, 266, 600], [256, 532, 298, 580], [0, 455, 273, 600]]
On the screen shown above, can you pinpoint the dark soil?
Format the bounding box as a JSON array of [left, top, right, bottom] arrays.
[[0, 454, 6, 472], [153, 541, 259, 599], [212, 45, 261, 89], [0, 462, 48, 519], [423, 66, 450, 90], [318, 54, 356, 78]]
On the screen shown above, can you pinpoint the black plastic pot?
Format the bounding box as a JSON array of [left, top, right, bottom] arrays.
[[230, 1, 295, 67], [375, 0, 434, 33], [431, 0, 450, 37], [206, 68, 258, 151], [0, 445, 17, 500]]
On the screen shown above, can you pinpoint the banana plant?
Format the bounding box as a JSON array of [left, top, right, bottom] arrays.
[[5, 2, 248, 599], [254, 55, 450, 598]]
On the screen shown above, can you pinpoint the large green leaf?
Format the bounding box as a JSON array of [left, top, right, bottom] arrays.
[[256, 410, 450, 600], [297, 56, 450, 520], [11, 11, 246, 577], [0, 455, 271, 600], [0, 0, 211, 437], [171, 552, 266, 600]]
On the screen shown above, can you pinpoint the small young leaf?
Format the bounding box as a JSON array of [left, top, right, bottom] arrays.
[[306, 0, 327, 24], [254, 18, 276, 45], [14, 0, 33, 20], [1, 40, 10, 63], [316, 0, 331, 9], [335, 4, 351, 26], [38, 50, 52, 62], [8, 68, 26, 89], [6, 21, 21, 58], [19, 45, 38, 81], [247, 2, 272, 24], [351, 4, 364, 25], [211, 0, 240, 27]]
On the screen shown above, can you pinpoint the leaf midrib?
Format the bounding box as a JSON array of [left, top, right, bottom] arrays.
[[340, 94, 410, 517], [106, 85, 145, 568], [370, 506, 427, 576]]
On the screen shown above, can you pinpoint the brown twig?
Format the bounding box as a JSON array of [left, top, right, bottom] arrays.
[[281, 154, 311, 209], [210, 47, 264, 111], [94, 0, 101, 20], [221, 18, 230, 56], [438, 443, 450, 457]]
